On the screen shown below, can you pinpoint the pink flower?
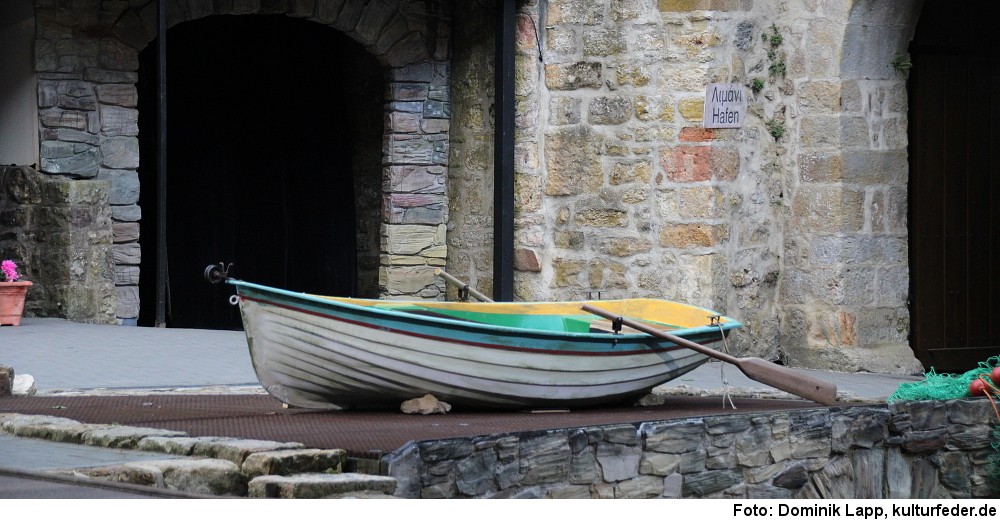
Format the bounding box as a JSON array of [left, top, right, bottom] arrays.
[[1, 260, 20, 282]]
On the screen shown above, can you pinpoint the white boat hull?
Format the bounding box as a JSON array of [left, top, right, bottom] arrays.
[[239, 295, 728, 410]]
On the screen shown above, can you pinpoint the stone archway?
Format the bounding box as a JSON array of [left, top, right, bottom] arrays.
[[33, 0, 453, 325], [779, 0, 924, 373]]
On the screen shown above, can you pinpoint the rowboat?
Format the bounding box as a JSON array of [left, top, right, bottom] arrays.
[[224, 278, 742, 410]]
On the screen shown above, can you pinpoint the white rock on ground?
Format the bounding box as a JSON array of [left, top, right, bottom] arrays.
[[12, 374, 35, 396]]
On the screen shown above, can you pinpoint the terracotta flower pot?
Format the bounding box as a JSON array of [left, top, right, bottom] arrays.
[[0, 281, 32, 326]]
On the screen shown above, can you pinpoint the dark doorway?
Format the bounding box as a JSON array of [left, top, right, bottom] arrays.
[[137, 15, 384, 329], [908, 1, 1000, 371]]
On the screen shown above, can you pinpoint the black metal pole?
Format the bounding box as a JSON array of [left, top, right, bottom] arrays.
[[493, 0, 515, 302], [155, 0, 168, 327]]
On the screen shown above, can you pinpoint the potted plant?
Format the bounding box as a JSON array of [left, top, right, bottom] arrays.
[[0, 260, 32, 326]]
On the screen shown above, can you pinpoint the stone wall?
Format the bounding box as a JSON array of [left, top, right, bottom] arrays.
[[445, 0, 922, 373], [0, 165, 115, 322], [446, 1, 498, 299], [31, 0, 455, 321], [384, 399, 998, 499]]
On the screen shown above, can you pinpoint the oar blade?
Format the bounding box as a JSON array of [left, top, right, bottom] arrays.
[[735, 357, 839, 406]]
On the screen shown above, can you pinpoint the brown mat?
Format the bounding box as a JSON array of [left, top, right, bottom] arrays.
[[0, 394, 822, 457]]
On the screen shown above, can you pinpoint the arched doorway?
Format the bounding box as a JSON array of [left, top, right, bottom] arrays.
[[908, 1, 1000, 371], [136, 15, 384, 329]]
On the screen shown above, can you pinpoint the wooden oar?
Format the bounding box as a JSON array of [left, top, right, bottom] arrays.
[[434, 268, 494, 302], [581, 304, 839, 406]]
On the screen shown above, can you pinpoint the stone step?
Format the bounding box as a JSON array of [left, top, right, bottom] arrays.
[[0, 412, 396, 498], [248, 473, 398, 498]]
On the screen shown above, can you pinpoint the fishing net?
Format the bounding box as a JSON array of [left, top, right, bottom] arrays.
[[888, 356, 1000, 402], [888, 355, 1000, 494]]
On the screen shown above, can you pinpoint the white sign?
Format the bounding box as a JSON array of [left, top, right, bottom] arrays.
[[703, 83, 747, 129]]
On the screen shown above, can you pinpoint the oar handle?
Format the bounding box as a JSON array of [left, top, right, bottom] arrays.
[[434, 269, 494, 303]]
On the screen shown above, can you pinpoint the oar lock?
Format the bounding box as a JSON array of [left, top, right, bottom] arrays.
[[611, 316, 624, 334], [204, 262, 234, 284]]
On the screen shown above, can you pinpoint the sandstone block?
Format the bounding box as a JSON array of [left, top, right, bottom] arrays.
[[242, 448, 348, 479], [513, 248, 541, 272], [661, 145, 712, 183], [791, 186, 864, 233], [544, 62, 602, 91], [553, 258, 585, 287], [544, 126, 602, 195], [548, 96, 581, 125], [601, 236, 652, 257], [137, 436, 220, 456], [2, 414, 89, 443], [678, 186, 722, 219], [678, 97, 704, 121], [191, 438, 306, 466], [799, 81, 842, 112], [616, 63, 651, 87], [659, 223, 725, 248], [658, 0, 744, 12], [575, 208, 628, 228], [589, 96, 633, 125], [610, 159, 652, 185], [82, 425, 188, 449], [583, 27, 626, 56], [125, 458, 246, 496], [248, 473, 397, 498], [547, 0, 604, 25], [634, 94, 675, 122]]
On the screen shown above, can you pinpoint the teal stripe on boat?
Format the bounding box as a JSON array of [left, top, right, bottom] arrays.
[[404, 307, 593, 333]]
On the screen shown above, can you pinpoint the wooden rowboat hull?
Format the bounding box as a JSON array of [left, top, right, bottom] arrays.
[[230, 279, 742, 410]]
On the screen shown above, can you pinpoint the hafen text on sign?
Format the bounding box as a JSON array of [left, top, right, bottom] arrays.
[[703, 83, 747, 129]]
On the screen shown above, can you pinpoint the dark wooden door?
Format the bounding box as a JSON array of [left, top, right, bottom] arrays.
[[137, 16, 362, 330], [908, 1, 1000, 371]]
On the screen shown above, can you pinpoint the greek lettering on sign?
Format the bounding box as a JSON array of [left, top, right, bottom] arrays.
[[703, 83, 747, 129]]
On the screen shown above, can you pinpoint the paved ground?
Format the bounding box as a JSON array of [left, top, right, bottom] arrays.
[[0, 317, 924, 495], [2, 317, 920, 400], [2, 318, 258, 393]]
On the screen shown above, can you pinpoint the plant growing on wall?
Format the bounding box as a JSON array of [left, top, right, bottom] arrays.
[[766, 24, 783, 46], [766, 118, 785, 140], [891, 54, 912, 72], [764, 25, 786, 78]]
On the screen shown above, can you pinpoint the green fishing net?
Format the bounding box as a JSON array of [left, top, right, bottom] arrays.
[[888, 355, 1000, 494], [888, 355, 1000, 403]]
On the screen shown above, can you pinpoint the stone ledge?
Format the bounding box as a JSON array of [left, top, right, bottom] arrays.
[[248, 473, 398, 498], [63, 458, 247, 496], [0, 413, 391, 498]]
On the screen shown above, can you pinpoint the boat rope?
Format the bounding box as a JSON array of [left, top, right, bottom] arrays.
[[712, 316, 736, 410]]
